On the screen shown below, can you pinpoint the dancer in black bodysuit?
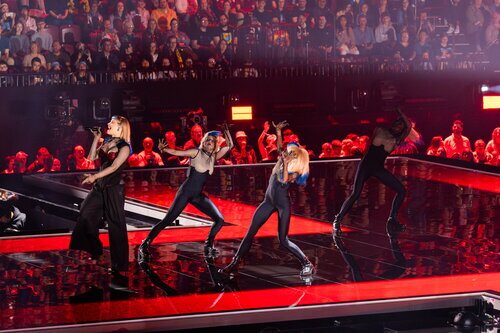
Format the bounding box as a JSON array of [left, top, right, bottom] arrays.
[[70, 116, 132, 274], [333, 108, 417, 235], [221, 121, 315, 277], [138, 125, 234, 263]]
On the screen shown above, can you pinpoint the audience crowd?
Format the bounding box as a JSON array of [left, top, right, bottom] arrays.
[[0, 0, 498, 80], [2, 120, 499, 174]]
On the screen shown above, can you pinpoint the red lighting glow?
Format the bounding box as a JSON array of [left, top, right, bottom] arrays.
[[231, 106, 253, 120], [482, 96, 500, 110]]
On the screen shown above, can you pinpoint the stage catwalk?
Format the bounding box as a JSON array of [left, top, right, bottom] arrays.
[[0, 158, 499, 332]]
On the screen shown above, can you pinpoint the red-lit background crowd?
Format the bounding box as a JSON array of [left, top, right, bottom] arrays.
[[2, 121, 500, 174], [0, 0, 498, 77]]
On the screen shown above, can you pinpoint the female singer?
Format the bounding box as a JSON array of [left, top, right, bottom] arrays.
[[70, 115, 132, 274], [138, 125, 234, 263], [221, 121, 314, 277], [333, 108, 419, 235]]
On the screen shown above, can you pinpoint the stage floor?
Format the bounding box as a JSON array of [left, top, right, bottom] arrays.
[[0, 159, 499, 332]]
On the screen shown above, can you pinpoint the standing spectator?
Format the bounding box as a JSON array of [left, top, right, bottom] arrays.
[[138, 137, 164, 166], [340, 139, 353, 157], [183, 124, 204, 149], [473, 139, 492, 163], [319, 142, 335, 158], [162, 131, 184, 165], [446, 0, 462, 35], [26, 147, 51, 173], [331, 139, 343, 157], [83, 0, 104, 39], [231, 131, 257, 164], [2, 156, 15, 174], [443, 120, 471, 158], [426, 136, 445, 156], [151, 0, 178, 31], [73, 145, 95, 170], [465, 0, 486, 51], [486, 127, 500, 161]]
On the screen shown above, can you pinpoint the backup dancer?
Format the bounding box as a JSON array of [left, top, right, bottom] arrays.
[[332, 108, 419, 235], [221, 121, 315, 277], [138, 125, 234, 263], [70, 116, 132, 274]]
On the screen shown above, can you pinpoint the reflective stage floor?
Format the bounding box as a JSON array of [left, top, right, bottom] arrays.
[[0, 158, 499, 332]]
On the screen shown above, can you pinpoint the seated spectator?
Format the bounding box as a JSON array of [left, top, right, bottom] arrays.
[[473, 139, 492, 164], [72, 42, 93, 69], [9, 22, 30, 57], [393, 30, 415, 62], [485, 11, 499, 67], [0, 201, 26, 234], [158, 57, 177, 79], [358, 135, 370, 153], [46, 41, 71, 71], [0, 3, 15, 33], [138, 137, 164, 167], [93, 39, 120, 71], [336, 15, 359, 56], [120, 20, 142, 53], [183, 124, 204, 149], [23, 41, 46, 70], [465, 0, 485, 51], [152, 0, 178, 31], [26, 147, 50, 173], [426, 136, 445, 156], [415, 51, 434, 71], [433, 35, 454, 69], [72, 145, 95, 170], [374, 12, 397, 56], [45, 0, 72, 26], [395, 0, 416, 35], [443, 120, 471, 158], [413, 30, 432, 62], [253, 0, 271, 25], [100, 19, 121, 51], [19, 6, 37, 35], [191, 15, 216, 61], [52, 158, 61, 171], [231, 131, 257, 164], [0, 24, 10, 55], [83, 1, 104, 38], [164, 18, 191, 48], [416, 10, 435, 37], [214, 39, 232, 69], [311, 15, 334, 58], [354, 15, 375, 56], [143, 41, 162, 69], [71, 61, 95, 84], [214, 14, 237, 47], [0, 60, 13, 87], [356, 3, 377, 30], [137, 58, 158, 80], [28, 57, 45, 85], [319, 142, 335, 158], [162, 36, 188, 70], [311, 0, 333, 24], [142, 19, 162, 50], [129, 0, 150, 31], [109, 1, 127, 31], [31, 18, 52, 52]]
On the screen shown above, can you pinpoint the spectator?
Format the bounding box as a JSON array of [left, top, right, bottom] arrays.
[[257, 121, 273, 160], [416, 10, 435, 37], [374, 12, 397, 56], [138, 137, 164, 166], [151, 0, 178, 31], [214, 39, 232, 68], [109, 1, 127, 30], [45, 0, 72, 26], [312, 15, 334, 58], [23, 41, 47, 69], [473, 139, 492, 163], [120, 42, 140, 69], [191, 15, 216, 61], [413, 30, 432, 62], [330, 139, 343, 157], [253, 0, 271, 25], [311, 0, 333, 24], [14, 151, 28, 173], [144, 41, 161, 68], [93, 39, 120, 71], [486, 127, 500, 161], [393, 30, 414, 62], [164, 18, 191, 48], [354, 15, 375, 56], [426, 136, 445, 156], [72, 145, 95, 170], [2, 156, 15, 174], [465, 0, 486, 51], [356, 3, 376, 30], [162, 131, 184, 165], [443, 120, 471, 158], [84, 0, 104, 36], [433, 34, 454, 67], [340, 138, 353, 157], [0, 24, 9, 54], [319, 142, 335, 158], [46, 41, 71, 71], [71, 42, 93, 69], [9, 22, 30, 57], [214, 14, 237, 46], [231, 131, 258, 164], [130, 0, 150, 31], [336, 15, 359, 56], [31, 18, 53, 51], [0, 3, 14, 33], [183, 124, 204, 149], [26, 147, 50, 173], [19, 6, 37, 35], [142, 18, 162, 50], [446, 0, 462, 35], [28, 57, 45, 85], [120, 20, 142, 53], [71, 61, 95, 84], [100, 19, 121, 51], [395, 0, 416, 35]]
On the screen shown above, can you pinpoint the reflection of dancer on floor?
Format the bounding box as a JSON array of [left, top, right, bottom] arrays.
[[70, 116, 132, 274], [138, 125, 234, 263], [333, 108, 419, 235], [221, 121, 315, 277]]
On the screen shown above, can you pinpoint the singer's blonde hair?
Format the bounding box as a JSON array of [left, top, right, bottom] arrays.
[[287, 145, 310, 177], [112, 115, 131, 143]]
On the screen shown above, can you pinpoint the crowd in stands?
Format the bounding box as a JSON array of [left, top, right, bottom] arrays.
[[2, 121, 499, 174], [0, 0, 498, 79]]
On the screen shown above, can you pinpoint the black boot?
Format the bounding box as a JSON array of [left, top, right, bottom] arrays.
[[204, 239, 219, 257], [332, 214, 342, 236], [386, 217, 406, 235], [219, 256, 241, 275], [137, 239, 151, 264]]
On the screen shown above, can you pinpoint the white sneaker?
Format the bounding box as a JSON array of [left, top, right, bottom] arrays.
[[454, 25, 460, 34], [447, 25, 455, 34]]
